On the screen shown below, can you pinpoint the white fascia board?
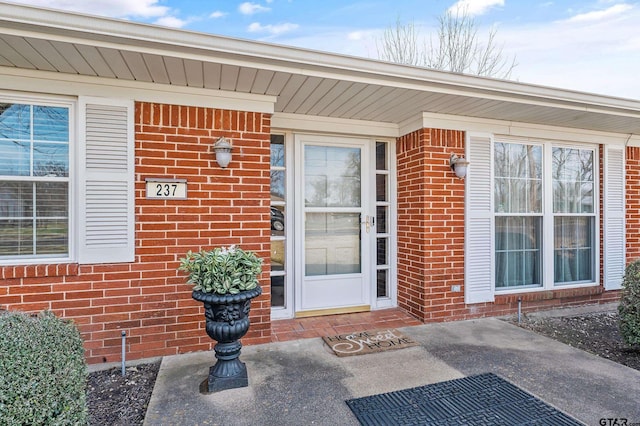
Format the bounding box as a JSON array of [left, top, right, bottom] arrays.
[[3, 3, 640, 118], [0, 67, 275, 113], [417, 112, 637, 146], [272, 113, 399, 138]]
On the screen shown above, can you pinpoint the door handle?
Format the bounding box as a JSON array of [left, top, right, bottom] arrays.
[[360, 215, 375, 233]]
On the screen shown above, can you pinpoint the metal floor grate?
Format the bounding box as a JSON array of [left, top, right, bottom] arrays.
[[346, 373, 584, 425]]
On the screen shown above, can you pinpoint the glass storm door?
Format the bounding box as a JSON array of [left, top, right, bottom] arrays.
[[295, 135, 372, 313]]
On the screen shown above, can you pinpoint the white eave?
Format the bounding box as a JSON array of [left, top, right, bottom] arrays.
[[1, 1, 640, 137]]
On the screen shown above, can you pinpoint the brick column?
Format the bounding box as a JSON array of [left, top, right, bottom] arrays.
[[396, 128, 466, 322], [627, 146, 640, 262]]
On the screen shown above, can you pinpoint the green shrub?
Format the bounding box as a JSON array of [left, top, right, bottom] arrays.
[[0, 310, 88, 425], [179, 245, 263, 295], [619, 259, 640, 347]]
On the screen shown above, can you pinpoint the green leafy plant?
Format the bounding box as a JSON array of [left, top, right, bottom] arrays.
[[0, 310, 88, 425], [619, 258, 640, 347], [179, 245, 263, 295]]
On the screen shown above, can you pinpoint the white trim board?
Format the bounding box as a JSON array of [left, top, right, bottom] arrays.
[[399, 112, 640, 146], [0, 67, 276, 113]]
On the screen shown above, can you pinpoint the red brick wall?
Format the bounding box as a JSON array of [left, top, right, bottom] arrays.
[[627, 146, 640, 262], [396, 129, 620, 323], [0, 102, 272, 364], [396, 129, 466, 321]]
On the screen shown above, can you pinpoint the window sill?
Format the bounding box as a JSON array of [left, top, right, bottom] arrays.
[[495, 284, 603, 304], [1, 263, 79, 280]]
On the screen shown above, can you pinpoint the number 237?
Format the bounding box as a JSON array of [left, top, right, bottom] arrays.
[[156, 183, 178, 197]]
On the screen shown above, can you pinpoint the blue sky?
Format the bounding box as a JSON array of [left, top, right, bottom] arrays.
[[8, 0, 640, 99]]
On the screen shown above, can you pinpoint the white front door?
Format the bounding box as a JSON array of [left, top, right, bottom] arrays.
[[294, 135, 372, 314]]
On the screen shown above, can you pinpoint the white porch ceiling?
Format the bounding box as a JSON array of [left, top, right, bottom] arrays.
[[1, 2, 640, 136]]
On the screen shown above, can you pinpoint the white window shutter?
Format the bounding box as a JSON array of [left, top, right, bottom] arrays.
[[604, 145, 625, 290], [77, 97, 135, 264], [465, 133, 495, 304]]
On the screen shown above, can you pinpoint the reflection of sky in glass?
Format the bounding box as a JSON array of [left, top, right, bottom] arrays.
[[0, 104, 69, 177], [494, 143, 542, 214], [0, 139, 30, 176], [34, 107, 68, 141], [270, 135, 285, 167], [270, 170, 285, 200], [0, 104, 30, 140], [552, 147, 594, 213], [35, 143, 69, 177], [305, 146, 361, 207]]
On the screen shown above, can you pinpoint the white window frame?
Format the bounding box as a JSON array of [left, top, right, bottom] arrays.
[[0, 92, 75, 266], [493, 136, 600, 294]]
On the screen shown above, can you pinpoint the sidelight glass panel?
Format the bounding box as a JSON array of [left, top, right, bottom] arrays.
[[376, 174, 387, 202], [271, 239, 285, 271], [376, 206, 387, 233], [305, 212, 360, 276], [270, 170, 285, 202], [270, 134, 285, 167], [270, 275, 285, 307], [304, 146, 361, 207], [376, 142, 387, 170], [270, 134, 287, 308], [376, 269, 388, 298], [377, 238, 387, 266]]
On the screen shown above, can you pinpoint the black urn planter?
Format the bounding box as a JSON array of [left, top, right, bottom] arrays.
[[192, 286, 262, 394]]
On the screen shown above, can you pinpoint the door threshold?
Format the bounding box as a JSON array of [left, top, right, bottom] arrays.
[[295, 305, 370, 318]]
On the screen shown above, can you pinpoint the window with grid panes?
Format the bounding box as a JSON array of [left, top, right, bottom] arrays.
[[494, 140, 596, 290], [0, 101, 70, 260]]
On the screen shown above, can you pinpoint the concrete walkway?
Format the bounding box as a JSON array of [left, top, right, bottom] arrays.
[[144, 317, 639, 426]]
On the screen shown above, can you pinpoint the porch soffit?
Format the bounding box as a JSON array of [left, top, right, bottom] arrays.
[[1, 3, 640, 136]]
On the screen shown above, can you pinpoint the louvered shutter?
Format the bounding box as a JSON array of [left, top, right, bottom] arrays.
[[465, 133, 495, 303], [603, 145, 625, 290], [77, 97, 134, 264]]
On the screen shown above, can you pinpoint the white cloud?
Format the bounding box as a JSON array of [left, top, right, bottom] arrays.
[[448, 0, 505, 16], [210, 11, 227, 19], [10, 0, 169, 18], [495, 4, 640, 98], [563, 3, 633, 23], [154, 16, 188, 28], [238, 2, 271, 15], [247, 22, 299, 35]]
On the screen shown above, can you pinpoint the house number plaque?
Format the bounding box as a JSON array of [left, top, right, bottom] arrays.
[[145, 178, 187, 199]]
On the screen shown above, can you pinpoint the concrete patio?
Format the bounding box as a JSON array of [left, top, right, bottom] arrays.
[[143, 314, 639, 425]]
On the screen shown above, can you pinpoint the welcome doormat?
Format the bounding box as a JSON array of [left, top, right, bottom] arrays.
[[322, 329, 418, 357], [346, 373, 584, 425]]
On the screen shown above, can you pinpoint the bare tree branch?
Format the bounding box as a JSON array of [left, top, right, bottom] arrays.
[[377, 7, 517, 79]]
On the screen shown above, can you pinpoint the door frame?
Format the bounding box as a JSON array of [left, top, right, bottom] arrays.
[[293, 134, 373, 316], [269, 130, 398, 320]]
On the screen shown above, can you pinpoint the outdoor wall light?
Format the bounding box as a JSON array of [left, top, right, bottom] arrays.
[[213, 137, 233, 169], [449, 153, 470, 179]]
